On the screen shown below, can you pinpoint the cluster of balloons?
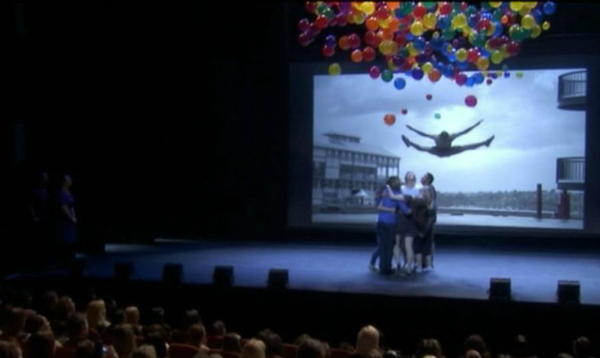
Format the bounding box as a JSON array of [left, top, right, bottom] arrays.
[[304, 2, 555, 89]]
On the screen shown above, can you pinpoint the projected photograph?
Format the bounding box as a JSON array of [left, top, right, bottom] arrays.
[[312, 69, 586, 230]]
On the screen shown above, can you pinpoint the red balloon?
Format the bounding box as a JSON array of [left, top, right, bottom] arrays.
[[369, 66, 381, 79], [465, 95, 478, 107], [322, 45, 335, 57], [364, 31, 378, 46], [488, 37, 504, 49], [309, 22, 321, 36], [363, 46, 376, 62], [335, 12, 348, 27], [467, 48, 480, 63], [348, 33, 361, 48], [376, 6, 391, 20], [298, 32, 312, 47], [305, 2, 317, 13], [507, 41, 521, 56], [394, 34, 407, 47], [315, 15, 329, 29], [413, 4, 427, 18], [384, 114, 396, 126], [439, 2, 452, 15], [477, 19, 491, 32], [298, 18, 310, 32]]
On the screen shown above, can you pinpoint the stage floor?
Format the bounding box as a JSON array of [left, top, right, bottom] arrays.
[[17, 240, 600, 305]]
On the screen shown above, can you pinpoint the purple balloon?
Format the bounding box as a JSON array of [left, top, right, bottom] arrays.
[[465, 95, 478, 107], [325, 35, 336, 47], [412, 68, 424, 80]]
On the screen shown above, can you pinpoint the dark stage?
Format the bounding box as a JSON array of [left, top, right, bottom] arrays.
[[10, 240, 600, 306]]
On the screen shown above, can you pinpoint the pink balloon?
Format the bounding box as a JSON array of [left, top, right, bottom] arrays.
[[465, 95, 478, 107]]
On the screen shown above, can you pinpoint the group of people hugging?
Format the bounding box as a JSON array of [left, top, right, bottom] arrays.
[[370, 171, 437, 275]]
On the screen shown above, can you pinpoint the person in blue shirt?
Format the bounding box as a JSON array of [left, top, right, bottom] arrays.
[[370, 176, 411, 275]]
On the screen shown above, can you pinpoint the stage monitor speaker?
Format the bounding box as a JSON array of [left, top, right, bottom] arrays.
[[489, 278, 511, 300], [213, 266, 234, 287], [557, 280, 580, 303], [162, 263, 184, 285], [268, 269, 289, 289], [114, 262, 134, 281]]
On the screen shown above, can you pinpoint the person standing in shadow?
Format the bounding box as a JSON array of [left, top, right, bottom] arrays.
[[56, 174, 77, 261]]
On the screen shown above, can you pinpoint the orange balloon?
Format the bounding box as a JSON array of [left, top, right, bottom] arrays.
[[366, 16, 379, 31], [339, 36, 351, 50], [381, 28, 395, 41], [351, 49, 363, 62], [384, 114, 396, 126], [387, 2, 400, 10], [428, 69, 442, 83], [388, 17, 401, 31]]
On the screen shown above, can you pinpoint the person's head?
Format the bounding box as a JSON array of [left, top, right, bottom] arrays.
[[27, 331, 55, 358], [57, 296, 76, 321], [144, 326, 168, 358], [296, 339, 327, 358], [295, 334, 312, 347], [38, 291, 58, 318], [466, 351, 481, 358], [0, 308, 26, 337], [86, 300, 107, 329], [421, 173, 434, 186], [416, 339, 443, 358], [404, 172, 417, 188], [132, 345, 158, 358], [188, 324, 207, 347], [24, 313, 51, 334], [147, 307, 166, 327], [125, 306, 140, 326], [356, 325, 380, 357], [464, 335, 489, 358], [110, 324, 137, 358], [66, 313, 89, 342], [211, 320, 226, 336], [440, 131, 450, 141], [242, 339, 266, 358], [512, 335, 532, 358], [0, 340, 22, 358], [573, 337, 595, 358], [224, 332, 242, 353], [257, 329, 283, 357], [183, 309, 202, 329], [74, 340, 95, 358], [386, 176, 402, 191], [61, 174, 73, 189]]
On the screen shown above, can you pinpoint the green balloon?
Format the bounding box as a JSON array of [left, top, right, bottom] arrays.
[[422, 1, 436, 9], [442, 28, 455, 41], [382, 70, 394, 83]]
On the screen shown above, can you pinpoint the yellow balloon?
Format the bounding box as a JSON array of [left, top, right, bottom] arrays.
[[388, 59, 399, 71], [378, 17, 390, 29], [328, 63, 341, 76], [518, 7, 530, 17], [521, 14, 536, 30], [496, 70, 503, 77], [451, 14, 467, 30], [510, 2, 524, 11], [423, 13, 437, 29], [353, 12, 365, 25], [360, 2, 376, 15], [523, 2, 538, 10], [379, 41, 391, 55], [531, 24, 542, 38], [456, 48, 468, 62], [410, 21, 425, 36], [407, 42, 419, 56], [422, 62, 433, 74], [542, 21, 551, 31], [463, 27, 473, 37], [477, 57, 490, 71], [491, 50, 504, 64], [489, 2, 502, 8]]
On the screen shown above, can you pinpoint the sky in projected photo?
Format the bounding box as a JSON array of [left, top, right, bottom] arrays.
[[314, 69, 586, 193]]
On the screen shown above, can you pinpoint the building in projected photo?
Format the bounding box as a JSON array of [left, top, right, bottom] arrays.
[[313, 133, 400, 207]]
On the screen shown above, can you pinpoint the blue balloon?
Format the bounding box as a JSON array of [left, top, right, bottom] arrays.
[[443, 64, 455, 78], [416, 54, 428, 64], [438, 15, 451, 30], [412, 69, 424, 81], [431, 37, 445, 50], [325, 35, 336, 47], [406, 33, 415, 41], [480, 48, 490, 58], [434, 113, 441, 120], [493, 22, 504, 37], [466, 77, 475, 87], [457, 62, 468, 71], [394, 77, 407, 90], [474, 73, 485, 84], [504, 72, 511, 78], [532, 9, 543, 24], [543, 1, 556, 15], [392, 55, 406, 67], [413, 37, 426, 51], [468, 14, 479, 28]]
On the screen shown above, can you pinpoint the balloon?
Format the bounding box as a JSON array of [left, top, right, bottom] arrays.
[[413, 4, 427, 18], [486, 78, 493, 85], [325, 35, 336, 47], [381, 69, 394, 82], [516, 72, 524, 79], [451, 13, 467, 30], [491, 50, 503, 64], [428, 69, 442, 82], [315, 15, 329, 29], [507, 41, 521, 55], [298, 32, 312, 47], [366, 16, 379, 31], [384, 114, 396, 126], [401, 108, 408, 115], [422, 62, 433, 74], [363, 46, 376, 62], [542, 21, 551, 31], [456, 73, 467, 86], [510, 2, 524, 11], [394, 77, 407, 90], [348, 33, 361, 48], [489, 2, 502, 8], [369, 66, 381, 79], [410, 21, 425, 36], [434, 113, 441, 120], [423, 13, 437, 29], [467, 48, 480, 62], [412, 68, 425, 80], [465, 95, 478, 107], [426, 94, 433, 101], [531, 25, 542, 38], [456, 48, 468, 62], [476, 57, 490, 71], [439, 2, 453, 15], [328, 63, 341, 76], [543, 1, 556, 15], [298, 18, 310, 32], [322, 45, 335, 57], [361, 2, 376, 15], [338, 36, 351, 50], [351, 49, 363, 62], [521, 14, 536, 30]]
